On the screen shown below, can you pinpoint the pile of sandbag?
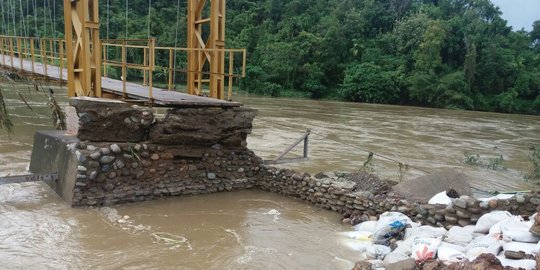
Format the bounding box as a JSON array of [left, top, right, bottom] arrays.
[[338, 210, 540, 270]]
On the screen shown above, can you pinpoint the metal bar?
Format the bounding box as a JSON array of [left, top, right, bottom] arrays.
[[103, 44, 108, 77], [273, 130, 311, 162], [143, 45, 147, 85], [168, 48, 173, 90], [148, 38, 155, 101], [30, 39, 35, 74], [9, 38, 14, 69], [1, 38, 5, 66], [228, 50, 233, 100], [59, 40, 64, 82], [17, 37, 23, 69], [122, 40, 127, 98], [0, 173, 58, 185], [303, 131, 310, 158]]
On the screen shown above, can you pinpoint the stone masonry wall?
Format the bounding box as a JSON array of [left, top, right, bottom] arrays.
[[72, 142, 263, 206], [61, 97, 539, 229], [256, 167, 540, 229]]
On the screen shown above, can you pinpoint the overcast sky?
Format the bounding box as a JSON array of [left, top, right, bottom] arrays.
[[490, 0, 540, 31]]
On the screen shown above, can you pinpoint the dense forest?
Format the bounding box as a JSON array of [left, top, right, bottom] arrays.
[[1, 0, 539, 114]]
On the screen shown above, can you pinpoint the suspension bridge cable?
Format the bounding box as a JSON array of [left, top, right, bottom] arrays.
[[11, 0, 17, 36], [18, 0, 26, 37], [105, 0, 109, 67], [25, 0, 29, 36], [42, 0, 46, 37], [125, 0, 128, 40], [1, 0, 6, 35], [173, 0, 181, 84], [147, 0, 152, 39], [52, 0, 55, 37], [33, 0, 37, 38]]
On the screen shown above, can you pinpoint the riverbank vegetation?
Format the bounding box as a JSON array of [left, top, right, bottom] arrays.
[[1, 0, 539, 114]]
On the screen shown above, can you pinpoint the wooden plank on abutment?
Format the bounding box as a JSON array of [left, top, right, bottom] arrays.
[[0, 54, 241, 107]]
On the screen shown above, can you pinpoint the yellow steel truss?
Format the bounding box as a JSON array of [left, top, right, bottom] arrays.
[[63, 0, 102, 98], [187, 0, 226, 99]]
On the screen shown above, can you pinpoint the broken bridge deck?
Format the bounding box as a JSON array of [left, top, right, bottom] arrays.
[[0, 54, 241, 107]]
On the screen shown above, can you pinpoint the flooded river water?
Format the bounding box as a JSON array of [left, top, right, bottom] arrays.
[[1, 81, 539, 269]]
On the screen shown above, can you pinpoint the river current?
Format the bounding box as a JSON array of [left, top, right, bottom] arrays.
[[1, 81, 539, 269]]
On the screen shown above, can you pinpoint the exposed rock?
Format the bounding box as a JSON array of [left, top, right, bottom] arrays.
[[392, 169, 472, 202], [530, 210, 540, 236], [110, 144, 122, 154], [351, 261, 372, 270], [504, 250, 526, 260], [444, 253, 513, 270], [148, 107, 256, 146], [70, 97, 154, 142], [99, 155, 115, 164]]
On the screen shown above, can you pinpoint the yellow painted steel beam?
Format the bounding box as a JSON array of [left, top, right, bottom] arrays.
[[63, 0, 101, 98], [187, 0, 226, 99]]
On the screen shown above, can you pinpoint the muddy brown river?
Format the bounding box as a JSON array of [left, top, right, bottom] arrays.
[[1, 81, 539, 269]]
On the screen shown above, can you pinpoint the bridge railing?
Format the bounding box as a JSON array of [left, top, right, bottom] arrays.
[[0, 35, 67, 81], [0, 35, 247, 101], [102, 38, 247, 101]]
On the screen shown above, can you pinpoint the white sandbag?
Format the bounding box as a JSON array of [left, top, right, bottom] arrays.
[[499, 217, 540, 243], [440, 242, 467, 253], [465, 234, 502, 260], [503, 241, 539, 255], [489, 220, 504, 236], [382, 250, 410, 265], [437, 245, 466, 262], [354, 221, 378, 233], [428, 191, 452, 205], [411, 236, 442, 262], [365, 244, 392, 260], [478, 194, 515, 202], [393, 239, 413, 256], [339, 239, 373, 252], [497, 257, 537, 270], [339, 231, 373, 241], [446, 226, 475, 246], [474, 211, 512, 233], [405, 225, 447, 240]]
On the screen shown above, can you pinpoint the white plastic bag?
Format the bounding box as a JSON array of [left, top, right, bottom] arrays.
[[405, 225, 447, 240], [428, 191, 452, 205], [446, 225, 475, 246], [382, 250, 410, 265], [411, 236, 442, 262], [465, 234, 503, 260], [354, 221, 378, 233], [365, 244, 392, 260], [499, 216, 540, 243], [437, 245, 466, 262], [474, 211, 512, 233]]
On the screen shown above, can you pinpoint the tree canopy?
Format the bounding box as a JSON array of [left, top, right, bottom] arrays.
[[1, 0, 539, 114]]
